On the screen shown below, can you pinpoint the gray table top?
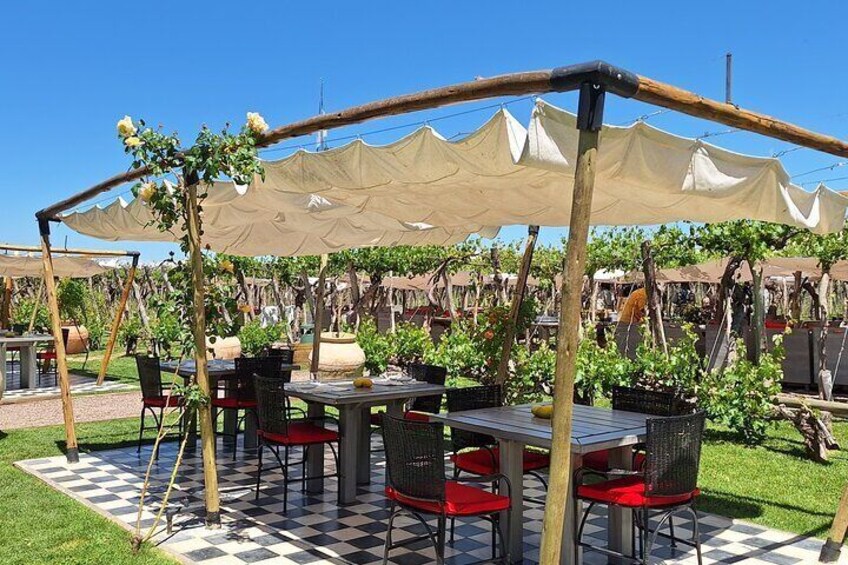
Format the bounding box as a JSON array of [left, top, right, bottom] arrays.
[[430, 403, 650, 455], [159, 359, 300, 377], [0, 334, 54, 345], [285, 380, 445, 408]]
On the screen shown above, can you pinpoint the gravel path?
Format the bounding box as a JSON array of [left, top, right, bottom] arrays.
[[0, 390, 142, 430]]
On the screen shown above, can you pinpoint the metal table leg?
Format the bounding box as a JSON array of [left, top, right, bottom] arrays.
[[499, 439, 524, 563], [305, 402, 326, 494], [338, 404, 361, 505], [608, 446, 634, 564]]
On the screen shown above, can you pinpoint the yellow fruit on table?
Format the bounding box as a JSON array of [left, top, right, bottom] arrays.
[[531, 404, 554, 419], [353, 377, 373, 389]]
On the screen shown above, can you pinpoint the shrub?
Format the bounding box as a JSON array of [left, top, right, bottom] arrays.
[[575, 323, 635, 403], [390, 322, 430, 366], [57, 279, 88, 322], [238, 318, 287, 357], [631, 323, 702, 398], [698, 335, 784, 445], [356, 317, 392, 375], [508, 342, 556, 404], [12, 298, 50, 332]]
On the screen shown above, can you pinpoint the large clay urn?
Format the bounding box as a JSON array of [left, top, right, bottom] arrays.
[[205, 336, 242, 360], [62, 324, 89, 355], [308, 332, 366, 380]]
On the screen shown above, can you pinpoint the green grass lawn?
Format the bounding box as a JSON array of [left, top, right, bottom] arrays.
[[66, 350, 141, 387], [0, 418, 176, 565]]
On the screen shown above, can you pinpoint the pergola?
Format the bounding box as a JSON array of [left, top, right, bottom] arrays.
[[37, 61, 848, 563]]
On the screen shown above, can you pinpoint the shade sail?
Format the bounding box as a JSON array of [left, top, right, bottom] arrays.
[[0, 255, 112, 278], [627, 257, 848, 284], [61, 100, 848, 257]]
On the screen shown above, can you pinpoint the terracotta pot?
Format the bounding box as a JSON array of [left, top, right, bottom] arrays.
[[308, 332, 366, 381], [293, 342, 312, 367], [62, 324, 89, 355], [205, 336, 242, 360]]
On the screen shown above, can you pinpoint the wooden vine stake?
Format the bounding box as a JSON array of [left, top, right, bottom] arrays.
[[38, 219, 79, 463], [310, 254, 329, 376], [28, 277, 44, 332], [185, 180, 221, 526], [1, 276, 12, 328], [539, 84, 601, 564], [641, 240, 667, 353], [98, 254, 139, 385], [495, 225, 539, 389]]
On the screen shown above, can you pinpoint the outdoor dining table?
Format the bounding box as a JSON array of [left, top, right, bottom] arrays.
[[0, 333, 54, 392], [158, 358, 300, 452], [284, 379, 446, 505], [430, 403, 651, 564]]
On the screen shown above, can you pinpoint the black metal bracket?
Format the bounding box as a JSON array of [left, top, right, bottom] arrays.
[[576, 82, 606, 132], [550, 60, 639, 98], [38, 217, 51, 237]]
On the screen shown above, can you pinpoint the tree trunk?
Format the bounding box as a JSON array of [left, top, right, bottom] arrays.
[[641, 240, 667, 353], [749, 261, 765, 364], [819, 270, 833, 400]]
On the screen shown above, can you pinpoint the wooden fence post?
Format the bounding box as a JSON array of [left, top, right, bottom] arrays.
[[185, 178, 221, 527], [496, 225, 539, 389], [98, 254, 138, 384], [539, 83, 603, 564], [38, 218, 79, 463]]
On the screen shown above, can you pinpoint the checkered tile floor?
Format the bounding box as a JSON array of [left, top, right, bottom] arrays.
[[2, 365, 132, 403], [16, 437, 843, 565]]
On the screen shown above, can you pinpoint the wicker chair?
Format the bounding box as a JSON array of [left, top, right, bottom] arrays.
[[265, 347, 296, 380], [253, 375, 339, 512], [212, 357, 285, 460], [574, 411, 706, 565], [381, 414, 511, 565], [370, 363, 447, 430], [135, 355, 184, 453]]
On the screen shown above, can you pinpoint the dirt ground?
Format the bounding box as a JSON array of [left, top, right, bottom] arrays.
[[0, 391, 143, 430]]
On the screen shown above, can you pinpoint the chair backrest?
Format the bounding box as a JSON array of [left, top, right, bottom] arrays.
[[254, 375, 291, 435], [234, 357, 286, 402], [644, 411, 706, 497], [382, 414, 446, 504], [135, 355, 163, 400], [11, 323, 26, 335], [612, 385, 683, 417], [445, 384, 501, 452], [265, 347, 295, 364], [407, 363, 447, 414]]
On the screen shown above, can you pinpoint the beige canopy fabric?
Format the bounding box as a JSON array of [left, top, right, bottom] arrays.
[[0, 254, 113, 278], [627, 257, 848, 284], [61, 100, 848, 256], [382, 272, 541, 291]]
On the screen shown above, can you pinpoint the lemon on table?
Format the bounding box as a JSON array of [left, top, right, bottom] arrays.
[[531, 404, 554, 419], [353, 377, 373, 389]]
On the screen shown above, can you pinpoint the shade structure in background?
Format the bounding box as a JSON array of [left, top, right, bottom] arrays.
[[625, 257, 848, 284], [61, 100, 848, 257], [0, 254, 112, 279]]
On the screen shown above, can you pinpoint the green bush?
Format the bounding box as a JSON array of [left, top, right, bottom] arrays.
[[237, 318, 287, 357], [631, 323, 702, 397], [423, 317, 486, 381], [508, 342, 556, 404], [391, 322, 430, 366], [57, 279, 88, 322], [12, 298, 50, 332], [698, 336, 784, 445], [356, 317, 392, 375], [575, 323, 635, 403]]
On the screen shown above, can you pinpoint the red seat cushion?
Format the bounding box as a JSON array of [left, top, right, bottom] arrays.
[[452, 448, 549, 476], [577, 476, 699, 508], [371, 411, 432, 425], [143, 396, 184, 408], [259, 422, 339, 446], [212, 397, 258, 409], [385, 481, 510, 517], [38, 352, 57, 360], [582, 451, 646, 472]]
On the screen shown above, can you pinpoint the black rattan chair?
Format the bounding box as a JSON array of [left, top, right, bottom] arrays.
[[135, 355, 184, 453], [253, 375, 339, 512], [265, 347, 296, 380], [381, 414, 511, 565], [212, 357, 286, 460], [574, 411, 706, 565]]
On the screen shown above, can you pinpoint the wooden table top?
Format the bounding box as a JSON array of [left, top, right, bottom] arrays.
[[285, 380, 445, 407], [430, 403, 650, 454]]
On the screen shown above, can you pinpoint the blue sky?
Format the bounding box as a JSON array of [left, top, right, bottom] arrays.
[[2, 1, 847, 260]]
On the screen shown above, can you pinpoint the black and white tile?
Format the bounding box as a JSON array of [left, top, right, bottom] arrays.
[[16, 438, 844, 564], [1, 366, 132, 403]]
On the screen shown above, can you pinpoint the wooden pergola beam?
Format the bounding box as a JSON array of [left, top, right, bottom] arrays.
[[0, 243, 139, 258], [35, 60, 848, 222]]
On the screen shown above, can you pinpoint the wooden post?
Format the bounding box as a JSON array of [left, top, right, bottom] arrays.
[[185, 178, 221, 527], [28, 277, 44, 332], [310, 254, 328, 376], [496, 225, 539, 388], [1, 276, 13, 328], [821, 483, 848, 562], [641, 240, 667, 353], [38, 218, 79, 463], [818, 269, 833, 400], [98, 254, 138, 385], [539, 83, 603, 564]]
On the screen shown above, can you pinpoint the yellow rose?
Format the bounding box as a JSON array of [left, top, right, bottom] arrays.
[[238, 304, 252, 314], [138, 182, 157, 203], [220, 259, 235, 274], [246, 112, 269, 134], [116, 115, 136, 137], [124, 136, 143, 148]]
